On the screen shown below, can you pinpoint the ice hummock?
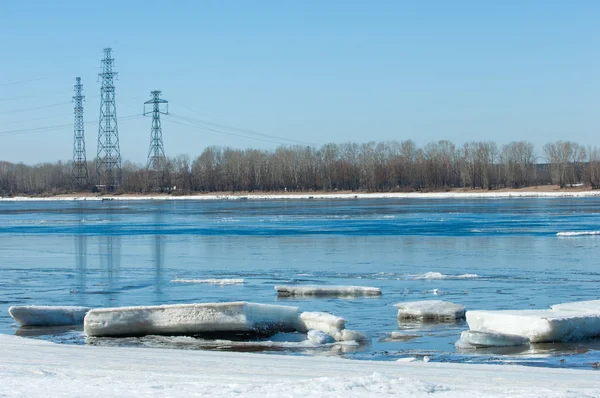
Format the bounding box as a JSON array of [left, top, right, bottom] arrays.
[[275, 285, 381, 297], [455, 330, 530, 348], [466, 307, 600, 343], [9, 305, 90, 327], [84, 302, 299, 337], [395, 300, 466, 321]]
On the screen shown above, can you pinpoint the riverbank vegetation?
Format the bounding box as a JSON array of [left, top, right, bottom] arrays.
[[1, 140, 599, 195]]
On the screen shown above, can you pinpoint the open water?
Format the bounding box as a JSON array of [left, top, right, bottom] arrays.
[[1, 198, 599, 370]]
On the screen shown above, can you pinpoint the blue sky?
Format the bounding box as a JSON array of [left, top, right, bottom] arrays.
[[0, 1, 598, 164]]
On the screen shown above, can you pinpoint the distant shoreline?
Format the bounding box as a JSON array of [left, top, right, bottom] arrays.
[[1, 186, 600, 201]]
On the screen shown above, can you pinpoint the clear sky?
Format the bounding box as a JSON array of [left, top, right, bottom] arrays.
[[0, 0, 598, 164]]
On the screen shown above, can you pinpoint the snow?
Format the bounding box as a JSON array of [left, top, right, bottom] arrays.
[[296, 311, 347, 335], [455, 330, 530, 348], [1, 334, 599, 398], [395, 300, 466, 321], [556, 231, 600, 237], [84, 302, 299, 337], [307, 330, 335, 345], [8, 305, 90, 326], [170, 278, 245, 285], [466, 309, 600, 343], [4, 190, 600, 202], [275, 285, 382, 297]]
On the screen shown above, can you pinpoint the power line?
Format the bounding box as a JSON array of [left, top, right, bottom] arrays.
[[0, 114, 143, 136], [0, 102, 72, 115], [0, 74, 67, 88], [168, 113, 316, 147], [169, 101, 315, 146], [167, 114, 294, 145]]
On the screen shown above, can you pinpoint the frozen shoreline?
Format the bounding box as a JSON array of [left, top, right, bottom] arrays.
[[0, 334, 598, 397], [2, 190, 600, 202]]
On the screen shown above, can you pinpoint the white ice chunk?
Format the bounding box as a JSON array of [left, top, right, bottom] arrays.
[[297, 312, 347, 336], [466, 309, 600, 343], [84, 302, 299, 337], [275, 285, 381, 297], [334, 329, 369, 343], [307, 330, 335, 345], [455, 330, 530, 348], [170, 279, 245, 285], [413, 272, 479, 280], [9, 305, 90, 327], [395, 300, 466, 321], [550, 300, 600, 314]]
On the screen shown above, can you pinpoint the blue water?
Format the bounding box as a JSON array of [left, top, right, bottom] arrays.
[[1, 198, 600, 370]]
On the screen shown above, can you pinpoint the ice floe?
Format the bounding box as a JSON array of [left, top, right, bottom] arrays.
[[395, 300, 466, 322], [455, 330, 530, 348], [381, 332, 422, 342], [412, 272, 479, 280], [466, 302, 600, 343], [556, 230, 600, 237], [170, 278, 245, 285], [550, 300, 600, 313], [275, 285, 381, 297], [84, 302, 299, 337], [9, 305, 90, 327], [296, 311, 347, 336]]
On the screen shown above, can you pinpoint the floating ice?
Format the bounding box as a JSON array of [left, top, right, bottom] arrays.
[[382, 332, 422, 342], [556, 231, 600, 237], [297, 312, 347, 336], [413, 272, 479, 280], [84, 302, 299, 337], [335, 329, 369, 342], [9, 305, 90, 327], [466, 309, 600, 343], [455, 330, 530, 348], [170, 279, 245, 285], [395, 300, 466, 321], [307, 330, 335, 345], [275, 285, 381, 297], [550, 300, 600, 313]]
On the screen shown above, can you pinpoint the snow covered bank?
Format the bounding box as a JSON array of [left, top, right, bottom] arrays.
[[395, 300, 466, 322], [84, 302, 299, 337], [3, 190, 600, 202], [9, 305, 90, 326], [170, 278, 245, 285], [275, 285, 382, 297], [1, 334, 598, 398]]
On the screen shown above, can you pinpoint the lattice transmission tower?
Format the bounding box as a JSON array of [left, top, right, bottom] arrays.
[[72, 77, 89, 187], [144, 90, 168, 170], [96, 48, 122, 190]]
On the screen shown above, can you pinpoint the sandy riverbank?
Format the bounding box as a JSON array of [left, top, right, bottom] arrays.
[[0, 334, 598, 397]]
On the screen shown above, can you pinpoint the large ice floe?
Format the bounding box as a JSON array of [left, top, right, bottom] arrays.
[[84, 302, 299, 337], [9, 305, 90, 327], [466, 300, 600, 343], [395, 300, 466, 322], [275, 285, 381, 297]]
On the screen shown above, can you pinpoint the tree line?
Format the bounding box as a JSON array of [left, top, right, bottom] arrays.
[[1, 139, 600, 196]]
